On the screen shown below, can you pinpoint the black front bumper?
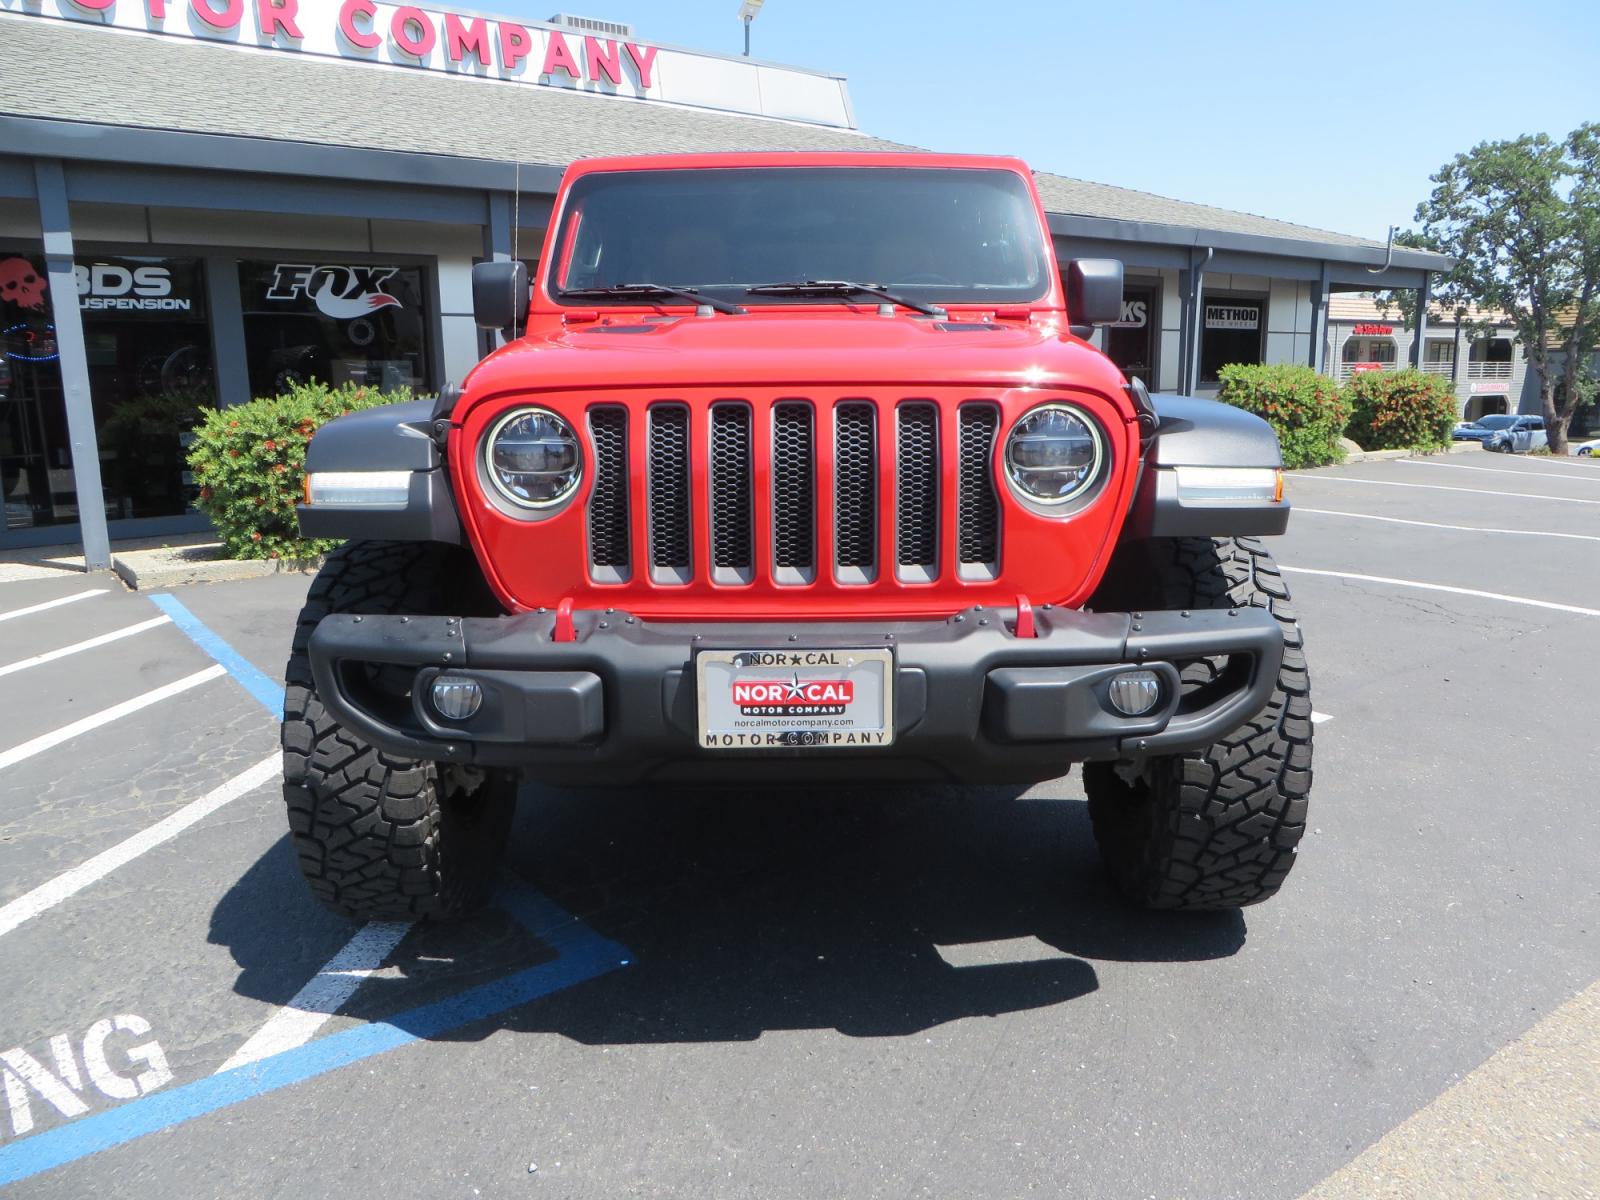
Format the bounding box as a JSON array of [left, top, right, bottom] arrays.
[[308, 604, 1283, 785]]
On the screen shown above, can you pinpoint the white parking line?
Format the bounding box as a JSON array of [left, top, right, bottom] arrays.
[[1398, 458, 1600, 483], [1291, 475, 1600, 505], [1282, 566, 1600, 618], [217, 921, 413, 1072], [0, 665, 226, 772], [0, 754, 279, 939], [1294, 508, 1600, 543], [1311, 712, 1333, 725], [0, 589, 107, 624], [0, 616, 172, 678]]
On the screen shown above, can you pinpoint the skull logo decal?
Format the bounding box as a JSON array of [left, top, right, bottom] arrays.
[[0, 258, 48, 311]]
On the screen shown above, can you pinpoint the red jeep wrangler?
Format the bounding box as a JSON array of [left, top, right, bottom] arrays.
[[287, 152, 1310, 920]]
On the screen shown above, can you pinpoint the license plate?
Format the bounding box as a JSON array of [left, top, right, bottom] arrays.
[[695, 647, 895, 751]]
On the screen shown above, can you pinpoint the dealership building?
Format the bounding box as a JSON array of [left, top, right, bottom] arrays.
[[0, 1, 1451, 566]]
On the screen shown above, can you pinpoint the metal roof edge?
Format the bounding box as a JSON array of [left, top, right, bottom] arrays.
[[0, 114, 567, 194], [2, 113, 1458, 274], [1046, 211, 1455, 272]]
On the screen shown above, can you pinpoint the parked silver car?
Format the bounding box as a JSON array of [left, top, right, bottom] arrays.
[[1453, 414, 1519, 443], [1483, 415, 1547, 453]]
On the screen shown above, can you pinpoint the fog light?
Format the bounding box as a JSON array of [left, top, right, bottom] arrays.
[[430, 676, 482, 721], [1107, 670, 1162, 716]]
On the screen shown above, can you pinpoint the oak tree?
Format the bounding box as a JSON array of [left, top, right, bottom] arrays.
[[1410, 126, 1599, 454]]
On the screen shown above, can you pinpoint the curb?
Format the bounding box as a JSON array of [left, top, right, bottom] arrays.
[[112, 548, 324, 591], [1339, 441, 1482, 464]]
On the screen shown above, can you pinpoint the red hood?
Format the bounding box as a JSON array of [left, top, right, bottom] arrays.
[[459, 311, 1131, 412]]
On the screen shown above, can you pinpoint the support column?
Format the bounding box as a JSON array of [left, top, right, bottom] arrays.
[[204, 257, 252, 408], [1176, 247, 1211, 394], [34, 159, 110, 571], [1309, 263, 1331, 375], [483, 190, 512, 263], [1410, 273, 1431, 369], [479, 191, 513, 356]]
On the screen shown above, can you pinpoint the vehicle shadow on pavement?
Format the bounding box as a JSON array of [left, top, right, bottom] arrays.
[[211, 781, 1246, 1044]]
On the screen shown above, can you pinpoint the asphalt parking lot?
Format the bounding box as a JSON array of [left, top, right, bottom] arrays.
[[1, 451, 1597, 1199]]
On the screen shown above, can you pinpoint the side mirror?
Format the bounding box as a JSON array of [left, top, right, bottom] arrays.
[[1065, 258, 1124, 333], [472, 261, 530, 336]]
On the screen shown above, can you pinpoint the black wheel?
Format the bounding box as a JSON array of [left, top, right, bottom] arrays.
[[1083, 536, 1312, 910], [281, 540, 515, 921]]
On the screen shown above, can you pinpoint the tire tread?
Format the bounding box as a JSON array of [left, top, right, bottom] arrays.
[[1086, 535, 1312, 910], [281, 540, 509, 922]]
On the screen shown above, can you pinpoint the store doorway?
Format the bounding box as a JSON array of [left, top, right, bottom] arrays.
[[1, 251, 72, 540], [1104, 282, 1158, 387], [1465, 395, 1508, 421]]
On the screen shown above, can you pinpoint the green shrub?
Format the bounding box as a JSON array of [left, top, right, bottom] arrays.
[[1215, 363, 1351, 469], [1343, 369, 1460, 453], [187, 382, 408, 560]]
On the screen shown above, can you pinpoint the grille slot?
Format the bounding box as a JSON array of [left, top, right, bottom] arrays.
[[586, 406, 630, 581], [647, 403, 692, 583], [957, 405, 1001, 577], [895, 403, 938, 580], [833, 403, 877, 581], [708, 403, 754, 583], [771, 402, 816, 583]]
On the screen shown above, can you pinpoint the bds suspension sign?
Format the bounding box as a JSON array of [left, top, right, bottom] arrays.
[[2, 0, 854, 125]]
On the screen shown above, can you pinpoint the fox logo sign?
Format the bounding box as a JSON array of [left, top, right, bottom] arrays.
[[267, 264, 402, 320]]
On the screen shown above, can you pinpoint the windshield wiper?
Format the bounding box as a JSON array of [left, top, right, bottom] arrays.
[[559, 283, 746, 315], [745, 280, 945, 317]]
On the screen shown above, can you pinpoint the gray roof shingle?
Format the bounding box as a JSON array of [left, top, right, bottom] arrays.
[[3, 14, 1394, 254]]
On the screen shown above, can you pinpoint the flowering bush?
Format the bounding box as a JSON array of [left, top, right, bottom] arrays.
[[1343, 368, 1459, 452], [1215, 363, 1351, 469], [187, 382, 409, 560]]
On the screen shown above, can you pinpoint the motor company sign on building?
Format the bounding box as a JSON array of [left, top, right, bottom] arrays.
[[0, 0, 854, 125]]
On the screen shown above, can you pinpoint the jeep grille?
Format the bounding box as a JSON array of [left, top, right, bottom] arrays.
[[586, 396, 1002, 588]]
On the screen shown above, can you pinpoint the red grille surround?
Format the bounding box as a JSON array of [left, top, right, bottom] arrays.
[[453, 386, 1140, 620]]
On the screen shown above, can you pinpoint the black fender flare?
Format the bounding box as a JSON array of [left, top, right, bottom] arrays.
[[295, 395, 461, 544], [1126, 394, 1290, 539]]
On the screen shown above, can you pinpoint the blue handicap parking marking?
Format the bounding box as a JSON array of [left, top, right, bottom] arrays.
[[145, 592, 286, 717], [0, 879, 631, 1187]]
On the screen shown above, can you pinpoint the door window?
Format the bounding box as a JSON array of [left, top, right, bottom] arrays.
[[239, 261, 430, 397], [1200, 297, 1264, 382], [80, 257, 215, 521], [1, 251, 70, 532], [1105, 283, 1157, 386]]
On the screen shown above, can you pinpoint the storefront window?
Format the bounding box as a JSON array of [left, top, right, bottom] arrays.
[[239, 261, 430, 397], [1105, 283, 1157, 385], [2, 251, 215, 534], [1, 250, 70, 532], [82, 256, 214, 521], [1199, 297, 1264, 382], [1342, 337, 1396, 364]]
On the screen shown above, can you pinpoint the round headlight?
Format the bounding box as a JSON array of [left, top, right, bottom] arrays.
[[484, 408, 582, 509], [1004, 404, 1103, 504]]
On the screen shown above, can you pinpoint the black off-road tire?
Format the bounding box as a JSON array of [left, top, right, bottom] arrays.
[[281, 540, 515, 922], [1083, 536, 1312, 910]]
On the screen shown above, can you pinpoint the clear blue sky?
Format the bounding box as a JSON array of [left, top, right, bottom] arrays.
[[511, 0, 1599, 240]]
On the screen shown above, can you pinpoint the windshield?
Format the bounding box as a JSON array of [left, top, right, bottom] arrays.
[[1477, 415, 1518, 430], [547, 167, 1052, 307]]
